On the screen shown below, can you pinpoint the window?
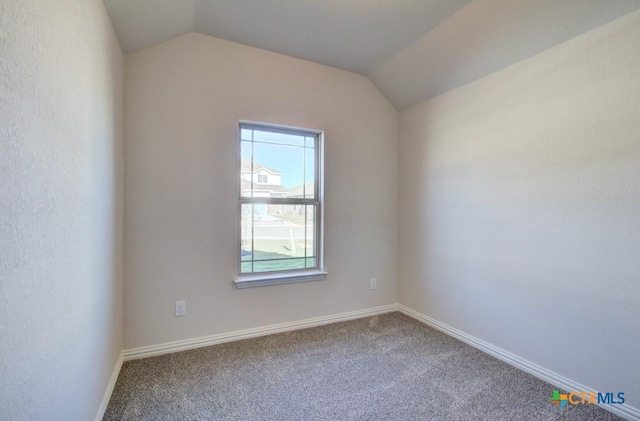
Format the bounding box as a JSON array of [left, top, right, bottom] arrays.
[[236, 122, 326, 288]]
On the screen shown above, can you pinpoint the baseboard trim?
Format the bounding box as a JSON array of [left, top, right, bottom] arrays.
[[94, 352, 123, 421], [398, 304, 639, 421], [123, 304, 398, 361]]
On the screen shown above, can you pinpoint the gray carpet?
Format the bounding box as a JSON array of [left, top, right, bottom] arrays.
[[104, 313, 622, 420]]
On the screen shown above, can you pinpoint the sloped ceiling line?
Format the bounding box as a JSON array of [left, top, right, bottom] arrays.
[[104, 0, 640, 110]]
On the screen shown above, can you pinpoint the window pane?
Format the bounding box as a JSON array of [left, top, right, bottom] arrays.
[[253, 209, 305, 260], [240, 129, 316, 200], [241, 203, 317, 274], [253, 130, 305, 147], [252, 142, 304, 198], [239, 124, 320, 275], [253, 258, 306, 273], [240, 141, 253, 198], [304, 147, 315, 199], [305, 136, 315, 148], [240, 204, 253, 274], [305, 205, 316, 258]]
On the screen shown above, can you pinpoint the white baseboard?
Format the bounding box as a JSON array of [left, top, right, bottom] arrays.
[[122, 304, 398, 361], [398, 304, 640, 421], [94, 352, 123, 421], [115, 303, 638, 420]]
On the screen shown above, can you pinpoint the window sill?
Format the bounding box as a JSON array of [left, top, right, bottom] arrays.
[[234, 270, 328, 289]]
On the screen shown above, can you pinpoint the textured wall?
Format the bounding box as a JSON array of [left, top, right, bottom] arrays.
[[124, 33, 398, 349], [0, 1, 123, 420], [399, 10, 640, 409]]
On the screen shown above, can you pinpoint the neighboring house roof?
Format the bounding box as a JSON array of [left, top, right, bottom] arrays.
[[240, 160, 282, 174], [241, 178, 288, 193], [287, 183, 315, 197]]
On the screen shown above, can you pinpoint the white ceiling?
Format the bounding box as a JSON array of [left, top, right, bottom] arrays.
[[104, 0, 640, 110], [370, 0, 640, 110], [104, 0, 471, 73]]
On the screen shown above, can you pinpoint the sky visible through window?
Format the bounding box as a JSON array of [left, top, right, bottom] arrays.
[[241, 129, 315, 189]]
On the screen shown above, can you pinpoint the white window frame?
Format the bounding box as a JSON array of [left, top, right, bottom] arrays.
[[234, 121, 327, 288]]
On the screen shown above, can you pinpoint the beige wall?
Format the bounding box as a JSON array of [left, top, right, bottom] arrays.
[[124, 33, 399, 349], [399, 10, 640, 408], [0, 1, 123, 420]]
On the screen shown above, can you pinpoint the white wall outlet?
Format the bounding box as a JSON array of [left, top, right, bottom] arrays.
[[175, 300, 186, 317], [370, 278, 377, 290]]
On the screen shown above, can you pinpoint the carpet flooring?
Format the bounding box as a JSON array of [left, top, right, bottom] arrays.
[[104, 312, 623, 420]]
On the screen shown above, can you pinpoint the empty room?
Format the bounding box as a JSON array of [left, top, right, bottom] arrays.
[[2, 0, 639, 420]]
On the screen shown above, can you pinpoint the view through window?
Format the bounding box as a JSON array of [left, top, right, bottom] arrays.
[[239, 123, 321, 275]]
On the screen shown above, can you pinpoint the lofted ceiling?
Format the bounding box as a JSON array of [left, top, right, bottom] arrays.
[[370, 0, 640, 109], [103, 0, 472, 73], [104, 0, 640, 110]]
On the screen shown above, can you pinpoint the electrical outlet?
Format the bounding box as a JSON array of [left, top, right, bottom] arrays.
[[370, 278, 377, 290], [175, 300, 186, 317]]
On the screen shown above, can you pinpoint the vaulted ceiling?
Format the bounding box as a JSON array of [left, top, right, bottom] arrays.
[[104, 0, 640, 110]]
